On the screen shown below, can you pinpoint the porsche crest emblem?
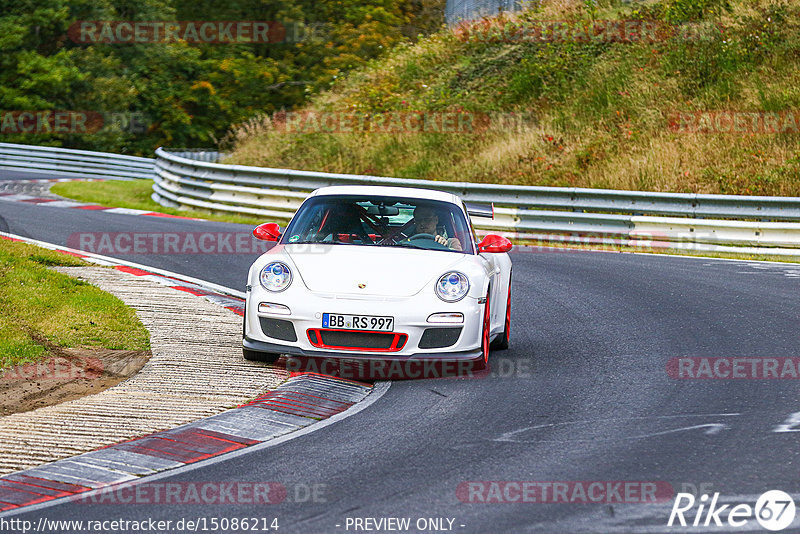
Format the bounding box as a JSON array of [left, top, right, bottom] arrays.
[[358, 283, 366, 289]]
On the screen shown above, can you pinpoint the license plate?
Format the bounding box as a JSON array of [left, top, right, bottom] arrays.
[[322, 313, 394, 331]]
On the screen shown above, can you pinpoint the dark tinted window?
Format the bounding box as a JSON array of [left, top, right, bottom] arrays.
[[281, 195, 474, 253]]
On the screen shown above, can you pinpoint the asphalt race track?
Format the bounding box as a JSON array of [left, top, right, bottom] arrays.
[[3, 170, 800, 532]]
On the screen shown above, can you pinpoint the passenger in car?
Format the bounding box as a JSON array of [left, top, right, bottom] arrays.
[[318, 203, 372, 243]]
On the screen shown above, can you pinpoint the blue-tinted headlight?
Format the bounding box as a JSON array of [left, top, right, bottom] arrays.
[[260, 262, 292, 292], [435, 271, 469, 302]]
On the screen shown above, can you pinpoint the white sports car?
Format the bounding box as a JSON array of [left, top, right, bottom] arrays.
[[243, 185, 512, 374]]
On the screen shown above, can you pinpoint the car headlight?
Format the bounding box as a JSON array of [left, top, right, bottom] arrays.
[[260, 262, 292, 292], [435, 272, 469, 302]]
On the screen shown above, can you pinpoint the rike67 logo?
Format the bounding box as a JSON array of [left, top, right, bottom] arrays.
[[668, 490, 796, 531]]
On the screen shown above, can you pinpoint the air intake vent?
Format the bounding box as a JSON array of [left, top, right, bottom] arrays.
[[307, 329, 407, 352], [418, 327, 462, 349], [259, 317, 297, 342]]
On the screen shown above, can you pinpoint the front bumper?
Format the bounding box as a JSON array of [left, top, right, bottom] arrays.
[[243, 335, 485, 380], [243, 335, 483, 361], [244, 285, 484, 360]]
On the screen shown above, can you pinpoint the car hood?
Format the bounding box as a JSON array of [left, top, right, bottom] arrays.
[[285, 245, 467, 297]]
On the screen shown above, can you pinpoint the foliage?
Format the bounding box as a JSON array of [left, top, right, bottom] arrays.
[[0, 0, 445, 155]]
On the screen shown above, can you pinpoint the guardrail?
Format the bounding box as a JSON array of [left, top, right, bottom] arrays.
[[1, 142, 797, 256], [0, 142, 154, 180], [154, 148, 800, 256], [163, 149, 225, 163]]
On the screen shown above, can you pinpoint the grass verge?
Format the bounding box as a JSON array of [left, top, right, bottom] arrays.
[[50, 180, 271, 226], [0, 238, 151, 370]]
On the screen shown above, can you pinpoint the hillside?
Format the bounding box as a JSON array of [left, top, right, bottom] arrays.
[[225, 0, 800, 196]]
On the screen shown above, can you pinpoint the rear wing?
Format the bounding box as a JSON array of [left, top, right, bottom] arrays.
[[465, 202, 494, 219]]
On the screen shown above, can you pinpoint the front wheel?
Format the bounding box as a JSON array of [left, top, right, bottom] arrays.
[[491, 276, 511, 350], [243, 348, 280, 363], [474, 291, 491, 371], [243, 311, 280, 363]]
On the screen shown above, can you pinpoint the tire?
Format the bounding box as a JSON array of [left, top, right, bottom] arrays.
[[490, 275, 511, 350], [243, 348, 280, 363], [242, 309, 280, 363], [474, 291, 491, 371]]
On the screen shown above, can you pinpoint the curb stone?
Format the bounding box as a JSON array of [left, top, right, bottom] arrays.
[[0, 374, 372, 512]]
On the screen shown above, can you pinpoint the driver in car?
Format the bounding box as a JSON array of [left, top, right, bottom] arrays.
[[412, 206, 462, 251]]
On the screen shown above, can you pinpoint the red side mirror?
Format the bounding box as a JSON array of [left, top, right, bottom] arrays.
[[478, 234, 512, 253], [253, 222, 281, 242]]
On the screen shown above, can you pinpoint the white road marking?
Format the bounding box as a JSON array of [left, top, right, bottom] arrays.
[[0, 231, 246, 298], [773, 411, 800, 433], [494, 414, 741, 443]]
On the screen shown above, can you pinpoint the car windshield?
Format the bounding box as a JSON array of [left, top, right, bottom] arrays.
[[281, 195, 474, 253]]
